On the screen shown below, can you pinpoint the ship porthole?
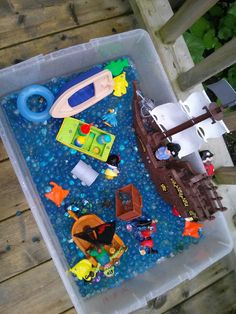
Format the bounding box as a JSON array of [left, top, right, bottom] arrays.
[[197, 127, 205, 138], [153, 114, 158, 121], [183, 104, 190, 114]]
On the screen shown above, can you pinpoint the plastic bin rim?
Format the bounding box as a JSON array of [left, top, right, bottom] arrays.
[[0, 29, 149, 75]]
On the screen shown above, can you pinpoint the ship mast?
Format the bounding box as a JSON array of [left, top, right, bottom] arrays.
[[161, 103, 223, 140]]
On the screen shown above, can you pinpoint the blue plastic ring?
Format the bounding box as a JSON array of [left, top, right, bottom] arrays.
[[17, 85, 55, 123]]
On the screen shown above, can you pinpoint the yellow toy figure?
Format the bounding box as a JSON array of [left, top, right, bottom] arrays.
[[113, 72, 128, 97], [105, 154, 120, 180], [69, 259, 100, 282]]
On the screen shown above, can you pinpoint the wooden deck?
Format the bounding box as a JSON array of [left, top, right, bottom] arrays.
[[0, 1, 236, 313]]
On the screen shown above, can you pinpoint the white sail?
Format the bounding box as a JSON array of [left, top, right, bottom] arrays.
[[180, 91, 229, 140], [150, 102, 204, 158], [150, 91, 229, 158]]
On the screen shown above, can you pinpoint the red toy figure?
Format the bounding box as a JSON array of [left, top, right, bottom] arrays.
[[172, 205, 181, 217], [139, 224, 157, 255], [204, 163, 215, 177], [126, 216, 158, 255], [199, 150, 215, 177]]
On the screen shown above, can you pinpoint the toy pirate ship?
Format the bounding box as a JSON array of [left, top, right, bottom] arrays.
[[132, 81, 227, 221], [68, 211, 127, 275]]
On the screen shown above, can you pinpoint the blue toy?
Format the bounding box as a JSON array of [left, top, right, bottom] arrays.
[[55, 67, 101, 107], [102, 108, 118, 127], [96, 134, 111, 145], [17, 84, 55, 123]]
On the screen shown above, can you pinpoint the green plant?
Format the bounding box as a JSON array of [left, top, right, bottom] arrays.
[[184, 1, 236, 88], [227, 66, 236, 89], [184, 2, 236, 166]]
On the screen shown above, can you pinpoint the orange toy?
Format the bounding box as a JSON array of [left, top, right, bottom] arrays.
[[45, 182, 69, 207], [68, 211, 127, 269], [182, 221, 204, 238]]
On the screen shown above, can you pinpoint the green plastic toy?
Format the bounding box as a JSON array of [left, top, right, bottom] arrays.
[[56, 117, 115, 162], [104, 58, 130, 77]]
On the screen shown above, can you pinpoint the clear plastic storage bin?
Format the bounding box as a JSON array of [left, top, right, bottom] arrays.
[[0, 29, 233, 314]]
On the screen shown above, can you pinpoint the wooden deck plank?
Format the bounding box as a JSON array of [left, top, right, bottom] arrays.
[[133, 259, 233, 313], [152, 259, 232, 313], [0, 260, 73, 314], [0, 140, 8, 161], [0, 0, 131, 50], [215, 166, 236, 185], [61, 308, 76, 314], [0, 14, 136, 69], [165, 271, 236, 314], [0, 160, 28, 221], [8, 0, 65, 11], [0, 0, 13, 16], [0, 210, 50, 282]]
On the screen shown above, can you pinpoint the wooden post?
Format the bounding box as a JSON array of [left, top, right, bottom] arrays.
[[223, 111, 236, 132], [129, 0, 204, 101], [177, 38, 236, 91], [159, 0, 218, 44], [215, 167, 236, 185]]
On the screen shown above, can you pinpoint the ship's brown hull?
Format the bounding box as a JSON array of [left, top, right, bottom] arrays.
[[132, 82, 226, 221]]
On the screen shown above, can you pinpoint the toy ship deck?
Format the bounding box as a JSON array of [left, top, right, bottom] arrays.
[[132, 82, 226, 221]]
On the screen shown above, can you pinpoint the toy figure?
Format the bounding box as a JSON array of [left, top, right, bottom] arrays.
[[102, 108, 118, 127], [88, 246, 110, 266], [126, 216, 158, 255], [172, 205, 181, 217], [155, 143, 181, 160], [113, 72, 128, 97], [70, 259, 101, 282], [199, 150, 215, 177], [74, 123, 92, 147], [96, 134, 112, 144], [88, 245, 126, 278], [104, 154, 120, 180]]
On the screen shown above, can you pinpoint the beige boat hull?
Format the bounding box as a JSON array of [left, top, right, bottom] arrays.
[[50, 69, 114, 118]]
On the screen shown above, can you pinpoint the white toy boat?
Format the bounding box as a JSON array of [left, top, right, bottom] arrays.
[[50, 68, 114, 118]]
